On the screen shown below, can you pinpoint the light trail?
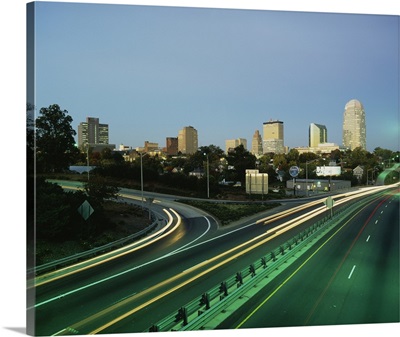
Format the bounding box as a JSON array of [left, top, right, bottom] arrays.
[[235, 191, 390, 329], [168, 215, 212, 254], [63, 189, 388, 334], [31, 208, 182, 307], [45, 185, 397, 334]]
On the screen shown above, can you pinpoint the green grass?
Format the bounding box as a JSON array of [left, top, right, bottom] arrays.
[[179, 200, 280, 225]]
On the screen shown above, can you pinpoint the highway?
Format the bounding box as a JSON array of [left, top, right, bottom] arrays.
[[233, 189, 399, 329], [28, 182, 399, 335]]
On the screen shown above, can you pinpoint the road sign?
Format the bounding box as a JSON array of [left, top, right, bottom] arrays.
[[324, 196, 334, 209], [77, 200, 94, 221], [289, 166, 300, 178]]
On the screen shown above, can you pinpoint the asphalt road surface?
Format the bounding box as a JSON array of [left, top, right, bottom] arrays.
[[234, 190, 399, 329], [29, 182, 398, 335]]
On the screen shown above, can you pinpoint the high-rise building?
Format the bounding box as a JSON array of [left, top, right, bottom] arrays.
[[225, 138, 247, 153], [342, 99, 366, 150], [309, 123, 328, 147], [78, 117, 109, 149], [178, 126, 198, 154], [144, 141, 159, 152], [263, 120, 284, 154], [166, 137, 178, 156], [251, 130, 263, 156]]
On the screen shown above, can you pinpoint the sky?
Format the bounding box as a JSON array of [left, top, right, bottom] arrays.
[[30, 0, 399, 152]]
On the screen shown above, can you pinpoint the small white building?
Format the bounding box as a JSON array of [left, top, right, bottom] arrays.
[[245, 169, 268, 195], [353, 165, 364, 181]]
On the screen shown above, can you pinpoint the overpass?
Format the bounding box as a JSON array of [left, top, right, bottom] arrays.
[[376, 163, 400, 185]]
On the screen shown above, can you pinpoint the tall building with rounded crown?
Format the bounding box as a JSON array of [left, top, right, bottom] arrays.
[[342, 99, 366, 150]]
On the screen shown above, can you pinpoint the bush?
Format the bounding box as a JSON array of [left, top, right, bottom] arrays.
[[179, 200, 280, 225]]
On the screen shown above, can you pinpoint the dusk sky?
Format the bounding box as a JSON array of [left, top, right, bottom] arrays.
[[32, 1, 399, 152]]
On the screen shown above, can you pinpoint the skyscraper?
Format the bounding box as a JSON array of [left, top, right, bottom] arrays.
[[178, 126, 198, 154], [263, 120, 284, 154], [342, 99, 366, 150], [78, 117, 109, 149], [251, 130, 263, 156], [309, 123, 327, 147], [225, 138, 247, 153], [166, 137, 178, 156]]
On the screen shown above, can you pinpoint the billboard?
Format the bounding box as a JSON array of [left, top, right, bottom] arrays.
[[316, 166, 341, 176]]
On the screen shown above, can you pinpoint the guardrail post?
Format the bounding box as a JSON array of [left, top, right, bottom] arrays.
[[175, 307, 188, 326], [236, 272, 243, 286], [219, 281, 228, 298], [200, 292, 210, 310], [271, 251, 276, 262], [261, 257, 267, 268], [149, 325, 159, 332], [249, 264, 256, 277], [280, 245, 285, 255]]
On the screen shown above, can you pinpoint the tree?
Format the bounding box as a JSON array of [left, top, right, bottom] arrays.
[[35, 104, 80, 173], [348, 147, 369, 168], [227, 145, 257, 184], [286, 148, 300, 164], [84, 175, 120, 206]]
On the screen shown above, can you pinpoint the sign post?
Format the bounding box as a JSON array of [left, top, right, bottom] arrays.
[[289, 166, 300, 196], [324, 196, 334, 218]]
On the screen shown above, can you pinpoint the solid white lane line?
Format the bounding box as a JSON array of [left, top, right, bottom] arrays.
[[168, 215, 211, 254], [348, 265, 356, 279]]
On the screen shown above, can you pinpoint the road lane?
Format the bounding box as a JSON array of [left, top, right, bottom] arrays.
[[34, 200, 323, 335], [234, 191, 399, 329], [31, 184, 396, 335]]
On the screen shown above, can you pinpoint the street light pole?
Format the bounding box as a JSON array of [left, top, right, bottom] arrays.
[[306, 160, 309, 197], [140, 152, 146, 209], [205, 153, 209, 199], [86, 143, 90, 182]]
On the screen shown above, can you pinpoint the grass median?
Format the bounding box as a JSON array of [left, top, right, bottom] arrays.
[[178, 200, 281, 226]]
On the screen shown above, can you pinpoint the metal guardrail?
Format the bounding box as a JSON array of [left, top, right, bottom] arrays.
[[148, 213, 334, 332], [148, 191, 385, 332], [30, 213, 162, 275]]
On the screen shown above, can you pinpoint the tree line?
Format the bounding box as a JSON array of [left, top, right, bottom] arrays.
[[28, 104, 399, 185]]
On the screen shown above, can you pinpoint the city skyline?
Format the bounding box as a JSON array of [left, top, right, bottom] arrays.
[[73, 108, 361, 155], [31, 1, 399, 153]]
